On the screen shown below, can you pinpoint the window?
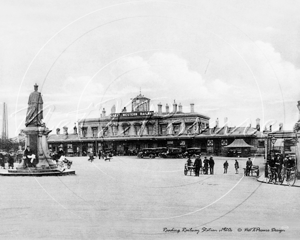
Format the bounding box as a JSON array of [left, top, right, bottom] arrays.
[[173, 124, 180, 135], [92, 127, 98, 137], [258, 140, 265, 148], [111, 126, 118, 136], [186, 124, 193, 134], [102, 127, 109, 136], [81, 127, 87, 137], [122, 124, 130, 136], [147, 124, 154, 135], [123, 126, 130, 136], [160, 125, 167, 135], [134, 125, 141, 135]]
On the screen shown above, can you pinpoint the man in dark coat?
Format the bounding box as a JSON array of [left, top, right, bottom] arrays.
[[58, 148, 64, 159], [24, 146, 33, 168], [203, 157, 209, 174], [0, 153, 5, 169], [246, 158, 253, 176], [209, 156, 215, 174], [194, 155, 202, 176], [223, 161, 229, 174], [8, 151, 15, 169], [234, 160, 239, 174]]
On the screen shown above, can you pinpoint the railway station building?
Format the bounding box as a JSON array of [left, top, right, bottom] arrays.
[[48, 94, 265, 157]]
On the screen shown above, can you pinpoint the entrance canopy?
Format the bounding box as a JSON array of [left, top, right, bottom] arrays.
[[224, 139, 254, 148]]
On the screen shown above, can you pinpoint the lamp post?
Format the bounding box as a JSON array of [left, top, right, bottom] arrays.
[[265, 136, 277, 178], [271, 136, 277, 156]]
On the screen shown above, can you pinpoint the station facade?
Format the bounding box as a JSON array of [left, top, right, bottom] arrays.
[[48, 94, 265, 157]]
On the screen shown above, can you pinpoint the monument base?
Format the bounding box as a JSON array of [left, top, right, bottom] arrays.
[[0, 168, 75, 177]]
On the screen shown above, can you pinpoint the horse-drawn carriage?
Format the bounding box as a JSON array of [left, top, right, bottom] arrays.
[[243, 165, 259, 177], [184, 164, 195, 176]]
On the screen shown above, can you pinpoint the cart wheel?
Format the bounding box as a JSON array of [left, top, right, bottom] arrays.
[[279, 169, 285, 185], [287, 169, 297, 186]]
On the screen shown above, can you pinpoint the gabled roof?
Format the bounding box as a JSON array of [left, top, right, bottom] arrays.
[[224, 138, 254, 148]]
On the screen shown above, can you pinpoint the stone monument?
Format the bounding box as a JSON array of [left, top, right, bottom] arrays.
[[0, 84, 75, 176], [17, 84, 57, 170]]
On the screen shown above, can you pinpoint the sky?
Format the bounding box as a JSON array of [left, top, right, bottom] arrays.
[[0, 0, 300, 137]]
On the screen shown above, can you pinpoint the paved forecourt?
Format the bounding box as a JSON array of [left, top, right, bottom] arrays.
[[0, 155, 299, 240]]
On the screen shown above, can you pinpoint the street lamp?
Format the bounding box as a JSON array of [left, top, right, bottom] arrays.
[[271, 136, 277, 156], [265, 136, 277, 178]]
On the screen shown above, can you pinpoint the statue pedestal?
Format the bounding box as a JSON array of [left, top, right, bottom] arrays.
[[16, 125, 57, 170]]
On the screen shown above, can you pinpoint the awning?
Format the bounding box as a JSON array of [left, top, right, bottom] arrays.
[[224, 139, 254, 148]]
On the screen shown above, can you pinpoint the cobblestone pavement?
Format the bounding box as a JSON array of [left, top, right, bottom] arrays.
[[0, 156, 299, 240]]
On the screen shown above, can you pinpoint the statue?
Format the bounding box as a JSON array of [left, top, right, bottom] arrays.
[[25, 83, 43, 127]]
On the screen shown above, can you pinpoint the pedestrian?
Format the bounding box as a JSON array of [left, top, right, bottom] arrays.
[[194, 155, 202, 176], [203, 157, 209, 174], [223, 160, 229, 174], [209, 156, 215, 174], [234, 160, 239, 174], [0, 153, 5, 169], [8, 151, 15, 169], [98, 149, 102, 159], [58, 154, 66, 172], [16, 146, 23, 163], [246, 158, 253, 176], [88, 151, 94, 162], [186, 156, 193, 167], [24, 146, 33, 168]]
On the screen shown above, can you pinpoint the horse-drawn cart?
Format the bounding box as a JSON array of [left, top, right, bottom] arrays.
[[244, 165, 259, 177], [184, 164, 195, 176]]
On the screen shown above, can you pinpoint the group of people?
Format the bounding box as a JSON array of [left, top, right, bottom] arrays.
[[268, 153, 296, 180], [186, 155, 215, 176], [0, 151, 15, 169], [186, 156, 250, 175], [0, 146, 39, 169]]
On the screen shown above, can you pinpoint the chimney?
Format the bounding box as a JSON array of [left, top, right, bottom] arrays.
[[224, 117, 228, 134], [190, 103, 194, 113], [224, 117, 228, 126], [56, 128, 60, 135], [279, 123, 283, 131], [215, 118, 219, 128], [173, 100, 177, 113], [158, 103, 162, 115], [178, 103, 182, 112], [73, 123, 77, 134], [166, 104, 169, 113], [270, 125, 272, 132], [63, 126, 68, 135], [111, 105, 116, 114], [256, 118, 260, 131], [102, 108, 106, 117]]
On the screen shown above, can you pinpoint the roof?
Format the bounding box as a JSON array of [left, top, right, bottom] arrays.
[[48, 134, 80, 142], [268, 131, 297, 139], [224, 139, 254, 148], [132, 94, 150, 100]]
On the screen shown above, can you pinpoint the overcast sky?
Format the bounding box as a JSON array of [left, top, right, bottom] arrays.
[[0, 0, 300, 137]]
